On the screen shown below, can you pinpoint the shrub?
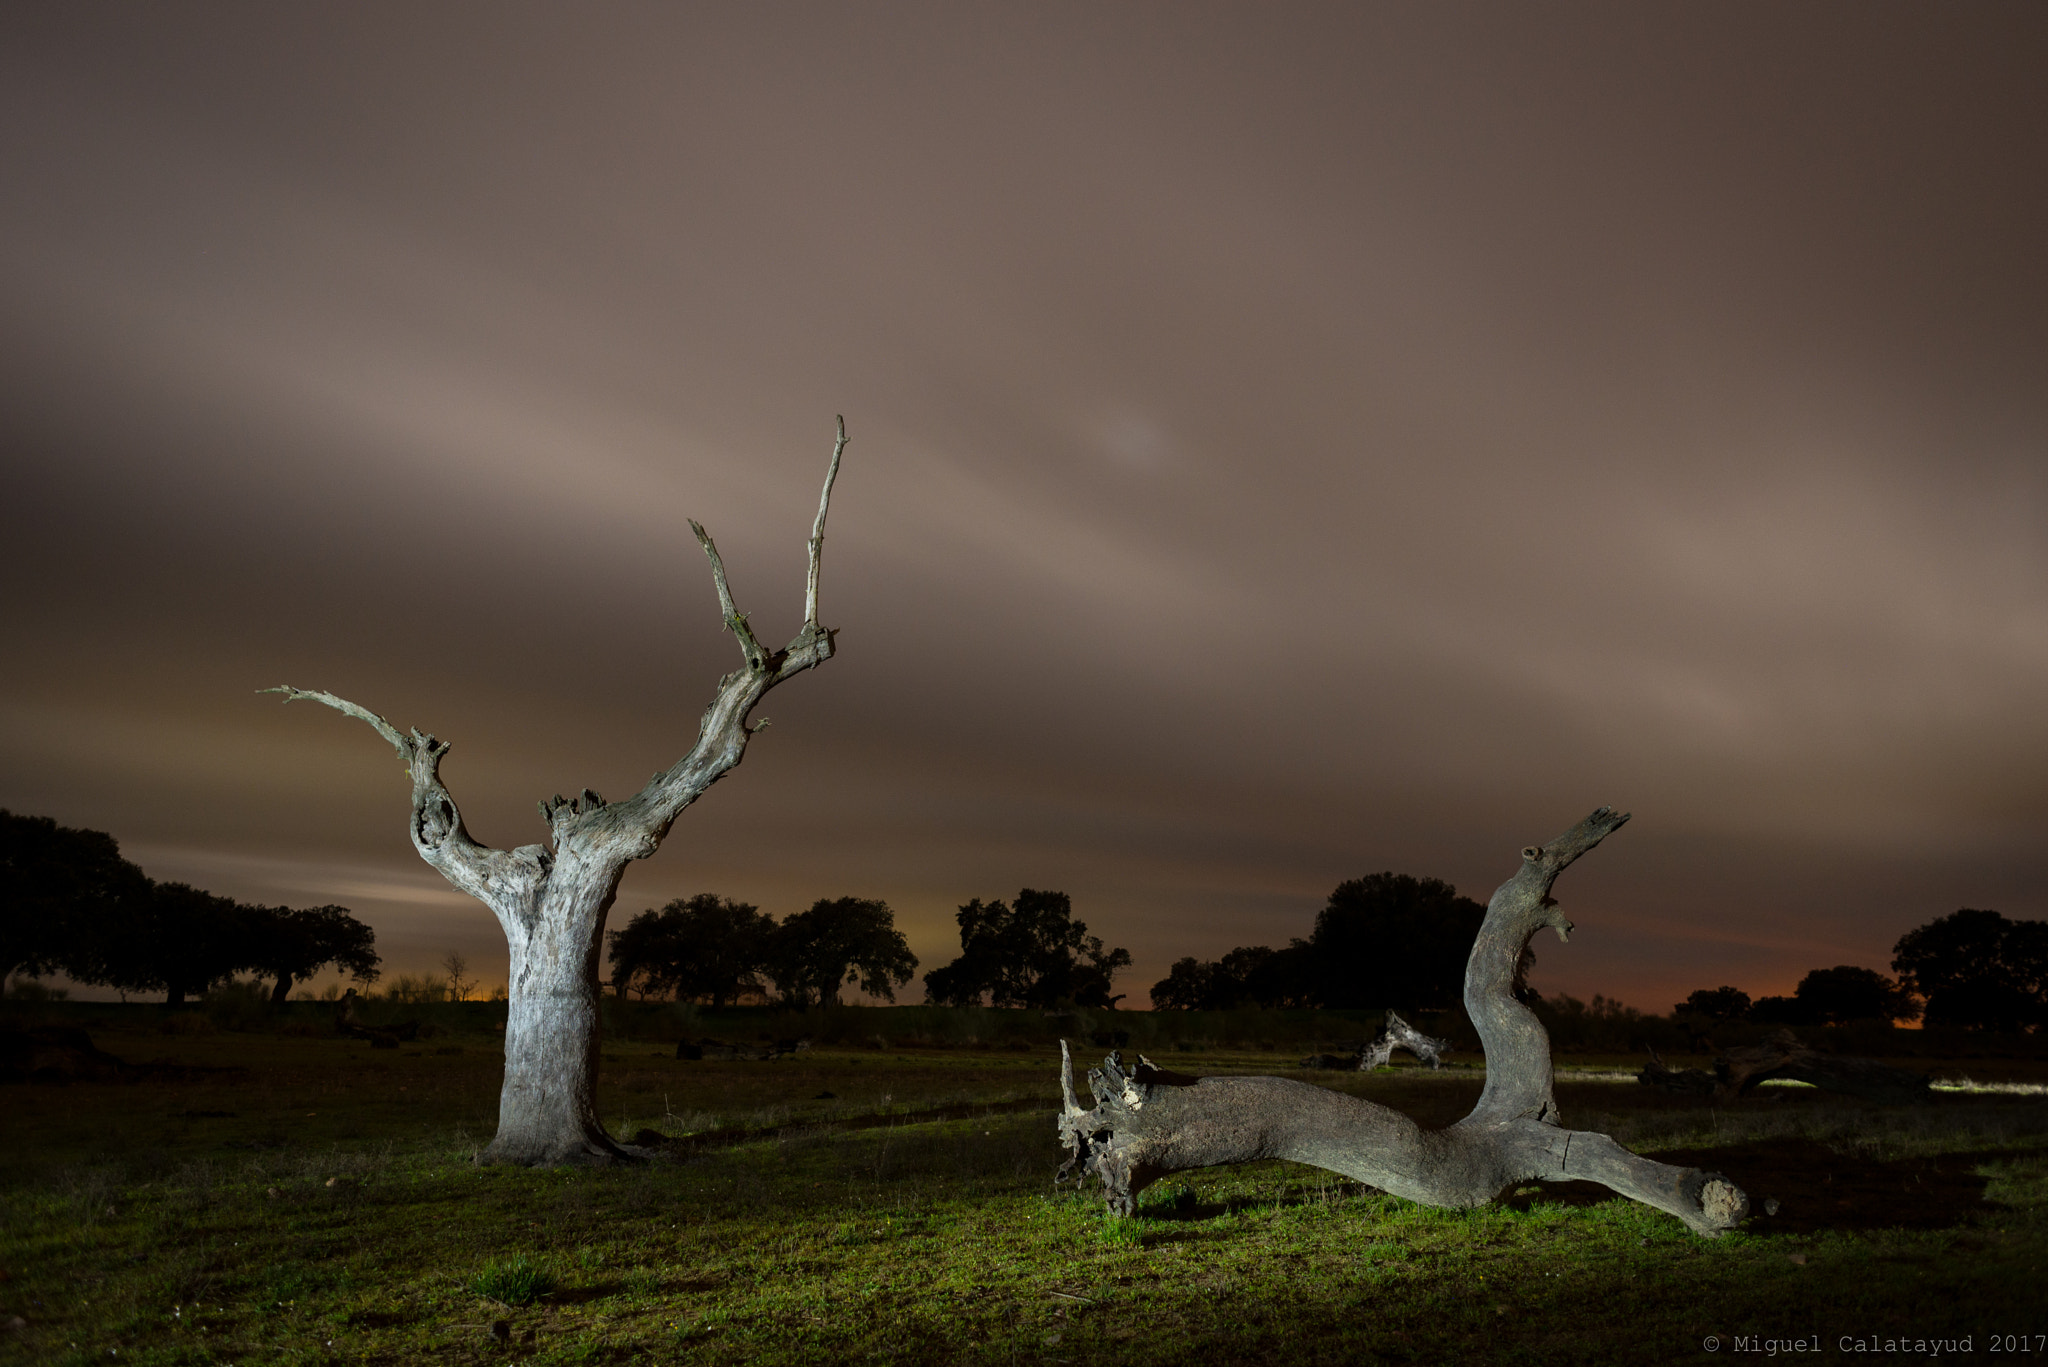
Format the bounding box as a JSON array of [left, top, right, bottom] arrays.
[[4, 976, 69, 1001], [469, 1254, 555, 1306]]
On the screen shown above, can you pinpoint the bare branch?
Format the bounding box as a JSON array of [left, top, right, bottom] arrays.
[[805, 415, 848, 627], [689, 520, 767, 672], [260, 685, 409, 759], [262, 684, 547, 929]]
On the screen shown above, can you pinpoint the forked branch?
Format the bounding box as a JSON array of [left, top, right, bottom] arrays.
[[258, 686, 549, 928], [688, 520, 768, 672], [575, 421, 850, 852]]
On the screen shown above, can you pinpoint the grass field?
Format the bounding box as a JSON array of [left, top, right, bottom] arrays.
[[2, 1008, 2044, 1365]]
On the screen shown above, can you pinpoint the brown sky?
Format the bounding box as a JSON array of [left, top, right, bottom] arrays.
[[3, 3, 2045, 1010]]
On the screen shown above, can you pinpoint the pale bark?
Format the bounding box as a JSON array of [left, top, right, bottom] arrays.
[[1359, 1010, 1451, 1070], [267, 420, 850, 1165], [1058, 807, 1751, 1236]]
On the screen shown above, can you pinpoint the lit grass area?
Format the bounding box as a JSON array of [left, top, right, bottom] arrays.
[[2, 1030, 2045, 1364]]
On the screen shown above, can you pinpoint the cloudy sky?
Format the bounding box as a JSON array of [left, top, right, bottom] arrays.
[[4, 3, 2044, 1010]]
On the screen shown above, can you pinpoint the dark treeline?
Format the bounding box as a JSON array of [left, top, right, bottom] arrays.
[[2, 810, 380, 1004], [18, 803, 2043, 1036], [1156, 869, 2047, 1037], [1675, 906, 2048, 1033], [608, 886, 1133, 1011], [1150, 874, 1486, 1014], [608, 894, 918, 1009]]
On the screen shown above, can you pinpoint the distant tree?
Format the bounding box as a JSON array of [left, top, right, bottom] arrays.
[[1792, 965, 1919, 1025], [1149, 944, 1309, 1010], [1674, 986, 1752, 1022], [1145, 872, 1482, 1014], [81, 881, 250, 1006], [1150, 956, 1220, 1010], [1747, 994, 1811, 1026], [442, 950, 476, 1003], [923, 889, 1131, 1009], [244, 903, 381, 1005], [1893, 908, 2048, 1033], [607, 894, 776, 1006], [0, 810, 151, 996], [767, 896, 917, 1008], [1306, 873, 1486, 1011]]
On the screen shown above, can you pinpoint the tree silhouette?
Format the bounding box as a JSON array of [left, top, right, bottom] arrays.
[[1, 810, 149, 996], [1893, 908, 2048, 1032], [607, 894, 776, 1006], [1674, 986, 1752, 1022], [1791, 965, 1918, 1025], [1148, 874, 1481, 1011], [247, 903, 381, 1004], [924, 889, 1130, 1009], [85, 881, 247, 1006], [767, 897, 917, 1008], [1150, 944, 1309, 1009], [1308, 873, 1486, 1011]]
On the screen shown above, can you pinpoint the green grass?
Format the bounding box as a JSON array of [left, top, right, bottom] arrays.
[[470, 1255, 556, 1308], [2, 1022, 2044, 1364]]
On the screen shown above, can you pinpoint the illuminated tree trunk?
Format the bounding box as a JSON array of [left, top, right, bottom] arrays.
[[268, 420, 850, 1165], [1058, 808, 1751, 1236]]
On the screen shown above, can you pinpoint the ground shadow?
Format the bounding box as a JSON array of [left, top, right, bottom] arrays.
[[1500, 1138, 2010, 1233]]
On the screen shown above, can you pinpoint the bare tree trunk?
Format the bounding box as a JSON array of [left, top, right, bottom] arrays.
[[1058, 808, 1751, 1236], [266, 420, 851, 1166], [270, 974, 292, 1006]]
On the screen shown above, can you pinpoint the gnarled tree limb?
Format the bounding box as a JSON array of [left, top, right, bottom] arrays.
[[1057, 807, 1750, 1236], [258, 686, 550, 937]]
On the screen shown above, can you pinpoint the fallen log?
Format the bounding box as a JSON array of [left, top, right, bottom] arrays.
[[1637, 1045, 1717, 1096], [1057, 807, 1750, 1237], [1712, 1030, 1931, 1105], [1360, 1010, 1452, 1070]]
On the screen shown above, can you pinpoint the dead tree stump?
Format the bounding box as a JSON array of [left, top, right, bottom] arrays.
[[1360, 1010, 1452, 1070], [1056, 808, 1750, 1237]]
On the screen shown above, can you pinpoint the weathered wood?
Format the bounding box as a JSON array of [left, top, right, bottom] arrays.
[[1637, 1032, 1932, 1105], [1636, 1044, 1717, 1095], [1058, 808, 1751, 1236], [1360, 1010, 1451, 1070], [1713, 1030, 1931, 1105], [270, 421, 850, 1165]]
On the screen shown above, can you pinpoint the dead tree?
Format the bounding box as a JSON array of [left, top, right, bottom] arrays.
[[266, 420, 849, 1165], [1640, 1030, 1930, 1105], [1359, 1009, 1451, 1070], [1058, 807, 1750, 1236]]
